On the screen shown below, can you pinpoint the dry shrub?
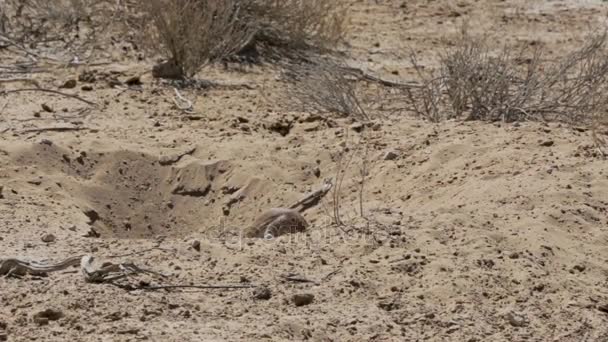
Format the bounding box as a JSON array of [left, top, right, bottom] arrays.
[[136, 0, 347, 78], [282, 58, 369, 121], [139, 0, 254, 79], [0, 0, 130, 62], [407, 32, 608, 126], [0, 0, 114, 42], [241, 0, 348, 60]]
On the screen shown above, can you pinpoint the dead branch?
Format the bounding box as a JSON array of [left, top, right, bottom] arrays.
[[0, 78, 41, 88], [139, 284, 257, 291], [1, 88, 97, 106], [105, 247, 177, 259], [289, 177, 333, 212], [280, 273, 320, 285], [341, 66, 421, 89], [20, 127, 92, 134]]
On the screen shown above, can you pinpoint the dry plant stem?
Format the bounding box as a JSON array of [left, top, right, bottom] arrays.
[[289, 178, 333, 212], [141, 284, 256, 291], [359, 140, 369, 218], [342, 66, 421, 89], [284, 58, 370, 121], [20, 127, 92, 134], [2, 88, 96, 106], [333, 130, 359, 226]]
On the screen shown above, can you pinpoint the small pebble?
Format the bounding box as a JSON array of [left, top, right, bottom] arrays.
[[191, 239, 201, 252], [292, 293, 314, 307], [253, 287, 272, 300], [41, 233, 56, 243]]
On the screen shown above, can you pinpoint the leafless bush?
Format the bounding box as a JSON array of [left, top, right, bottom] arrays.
[[407, 32, 608, 125], [405, 54, 445, 122], [0, 0, 92, 42], [138, 0, 254, 79], [0, 0, 129, 62], [282, 58, 369, 120], [240, 0, 348, 60]]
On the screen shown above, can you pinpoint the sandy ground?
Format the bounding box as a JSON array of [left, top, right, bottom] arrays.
[[1, 0, 608, 341]]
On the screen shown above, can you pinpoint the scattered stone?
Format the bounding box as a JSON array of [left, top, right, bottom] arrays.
[[266, 118, 294, 136], [292, 293, 314, 307], [350, 122, 364, 132], [313, 167, 321, 178], [191, 239, 201, 252], [83, 227, 100, 238], [59, 79, 77, 89], [125, 75, 142, 86], [540, 140, 554, 147], [33, 309, 63, 325], [41, 103, 54, 113], [253, 287, 272, 300], [506, 312, 527, 327], [572, 264, 586, 272], [83, 208, 100, 225], [41, 233, 56, 243], [508, 252, 520, 259], [384, 150, 399, 161]]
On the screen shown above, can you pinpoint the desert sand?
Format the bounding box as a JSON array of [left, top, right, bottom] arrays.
[[1, 0, 608, 341]]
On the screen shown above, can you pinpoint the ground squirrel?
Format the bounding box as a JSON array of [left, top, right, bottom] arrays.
[[244, 207, 309, 239], [243, 178, 333, 239]]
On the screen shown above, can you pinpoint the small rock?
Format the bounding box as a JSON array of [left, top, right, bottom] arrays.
[[253, 287, 272, 300], [598, 304, 608, 314], [506, 312, 527, 327], [59, 79, 77, 89], [81, 85, 93, 91], [350, 122, 364, 132], [125, 75, 142, 86], [41, 233, 56, 243], [0, 331, 6, 341], [191, 239, 201, 252], [41, 103, 54, 113], [540, 140, 554, 147], [0, 186, 3, 199], [292, 293, 314, 307], [313, 167, 321, 178], [572, 264, 586, 272], [33, 309, 63, 325], [384, 151, 399, 161], [40, 139, 53, 146]]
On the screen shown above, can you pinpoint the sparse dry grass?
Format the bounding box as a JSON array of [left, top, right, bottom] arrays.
[[281, 58, 369, 121], [138, 0, 254, 79], [407, 32, 608, 126], [241, 0, 348, 60]]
